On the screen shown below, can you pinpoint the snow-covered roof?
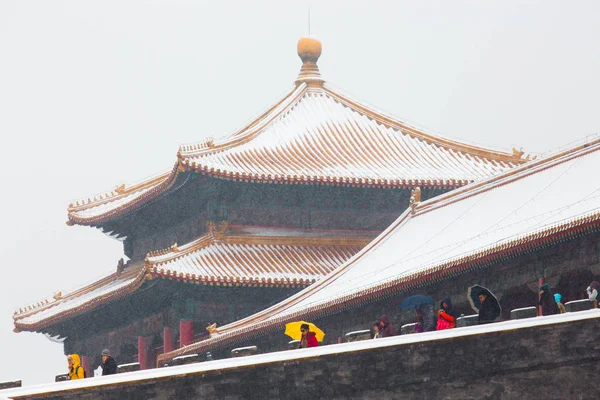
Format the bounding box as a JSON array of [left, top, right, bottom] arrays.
[[67, 37, 526, 227], [13, 263, 147, 332], [146, 225, 369, 286], [157, 138, 600, 364], [3, 309, 599, 398], [13, 226, 373, 332]]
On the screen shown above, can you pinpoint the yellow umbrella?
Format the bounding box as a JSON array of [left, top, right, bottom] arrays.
[[284, 321, 325, 342]]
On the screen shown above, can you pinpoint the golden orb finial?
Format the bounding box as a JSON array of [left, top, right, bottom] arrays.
[[295, 36, 323, 86], [297, 36, 322, 63]]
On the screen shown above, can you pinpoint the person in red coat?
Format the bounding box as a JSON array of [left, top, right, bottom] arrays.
[[299, 323, 319, 348], [436, 297, 457, 330]]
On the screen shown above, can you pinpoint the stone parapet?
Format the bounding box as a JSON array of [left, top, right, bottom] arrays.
[[0, 381, 21, 390], [344, 330, 371, 342], [117, 363, 140, 374], [9, 312, 600, 399], [565, 299, 593, 312], [456, 314, 479, 327], [511, 306, 537, 319], [400, 323, 417, 335], [231, 346, 257, 357], [170, 354, 200, 366]]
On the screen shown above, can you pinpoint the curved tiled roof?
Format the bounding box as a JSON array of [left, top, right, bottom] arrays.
[[146, 225, 368, 287], [67, 40, 526, 226], [157, 138, 600, 364], [13, 226, 373, 332], [179, 84, 521, 186], [13, 263, 147, 332]]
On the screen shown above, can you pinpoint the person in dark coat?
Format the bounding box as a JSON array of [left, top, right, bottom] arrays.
[[436, 297, 457, 330], [478, 290, 500, 324], [417, 304, 436, 332], [538, 284, 559, 316], [378, 315, 396, 337], [101, 349, 118, 376], [413, 311, 424, 333]]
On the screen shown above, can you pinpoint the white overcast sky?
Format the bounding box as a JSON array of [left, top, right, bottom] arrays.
[[0, 0, 599, 386]]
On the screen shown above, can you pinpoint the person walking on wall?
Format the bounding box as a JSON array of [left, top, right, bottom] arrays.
[[413, 310, 424, 333], [539, 284, 559, 316], [436, 297, 457, 330], [378, 315, 396, 338], [299, 323, 319, 348], [417, 304, 436, 332], [372, 322, 381, 339], [554, 293, 566, 314], [67, 354, 85, 380], [101, 349, 118, 376], [478, 290, 500, 324], [587, 281, 599, 308]]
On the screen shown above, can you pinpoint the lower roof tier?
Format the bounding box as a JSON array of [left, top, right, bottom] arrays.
[[13, 225, 376, 332]]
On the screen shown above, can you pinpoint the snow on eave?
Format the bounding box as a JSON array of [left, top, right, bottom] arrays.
[[413, 137, 600, 217]]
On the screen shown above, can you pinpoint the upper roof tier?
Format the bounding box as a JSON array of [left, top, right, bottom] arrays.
[[68, 36, 528, 226]]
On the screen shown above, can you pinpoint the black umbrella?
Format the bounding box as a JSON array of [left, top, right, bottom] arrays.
[[467, 284, 501, 314], [399, 295, 434, 310]]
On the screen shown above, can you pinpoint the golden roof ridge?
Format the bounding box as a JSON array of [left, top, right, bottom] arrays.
[[177, 84, 307, 161], [321, 84, 527, 165], [68, 171, 173, 212], [413, 137, 600, 217]]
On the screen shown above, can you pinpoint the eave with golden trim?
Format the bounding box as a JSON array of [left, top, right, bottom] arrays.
[[13, 225, 376, 332]]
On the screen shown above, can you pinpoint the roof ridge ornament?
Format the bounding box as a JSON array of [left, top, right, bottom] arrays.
[[512, 146, 536, 161], [409, 187, 421, 213], [295, 36, 324, 87]]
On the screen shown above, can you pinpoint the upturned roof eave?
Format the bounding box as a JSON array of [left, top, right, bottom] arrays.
[[13, 227, 371, 332]]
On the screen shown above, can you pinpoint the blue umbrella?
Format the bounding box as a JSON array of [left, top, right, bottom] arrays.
[[399, 295, 434, 310]]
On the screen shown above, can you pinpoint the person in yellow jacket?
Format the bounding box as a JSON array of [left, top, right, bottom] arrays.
[[67, 354, 85, 380]]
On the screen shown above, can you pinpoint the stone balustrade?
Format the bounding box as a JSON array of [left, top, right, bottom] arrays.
[[511, 306, 537, 319], [117, 363, 140, 374], [344, 330, 371, 342], [231, 346, 257, 357], [565, 299, 593, 312], [455, 314, 480, 327], [400, 323, 417, 335], [0, 380, 21, 390]]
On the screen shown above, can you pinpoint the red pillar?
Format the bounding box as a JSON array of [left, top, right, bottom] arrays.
[[538, 277, 545, 316], [163, 327, 173, 353], [138, 336, 147, 370], [81, 356, 91, 378], [180, 320, 193, 347]]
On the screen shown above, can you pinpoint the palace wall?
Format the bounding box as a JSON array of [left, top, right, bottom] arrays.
[[11, 313, 600, 399]]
